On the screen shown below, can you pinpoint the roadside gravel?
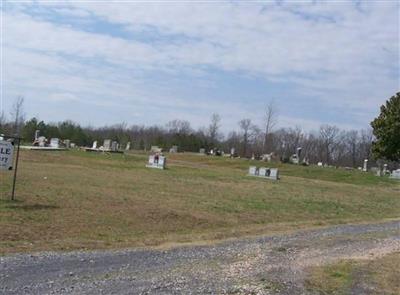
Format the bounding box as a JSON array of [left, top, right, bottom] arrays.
[[1, 220, 399, 294]]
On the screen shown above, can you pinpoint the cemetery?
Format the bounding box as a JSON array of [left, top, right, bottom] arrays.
[[0, 149, 399, 255]]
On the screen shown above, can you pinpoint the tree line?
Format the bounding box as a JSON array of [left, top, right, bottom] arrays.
[[1, 94, 399, 169]]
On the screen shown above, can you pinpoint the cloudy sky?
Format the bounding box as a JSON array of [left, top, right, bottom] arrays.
[[2, 0, 399, 132]]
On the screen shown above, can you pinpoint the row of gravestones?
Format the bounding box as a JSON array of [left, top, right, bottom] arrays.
[[89, 140, 131, 152], [145, 155, 280, 180]]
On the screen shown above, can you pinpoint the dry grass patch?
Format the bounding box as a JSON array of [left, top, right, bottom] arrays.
[[305, 252, 400, 295], [0, 150, 399, 254]]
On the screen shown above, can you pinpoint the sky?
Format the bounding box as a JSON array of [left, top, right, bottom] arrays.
[[2, 0, 399, 133]]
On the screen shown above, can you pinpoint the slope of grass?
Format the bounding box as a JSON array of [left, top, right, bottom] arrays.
[[0, 150, 399, 254]]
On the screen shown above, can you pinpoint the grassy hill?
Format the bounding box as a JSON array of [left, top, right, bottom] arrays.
[[0, 150, 399, 254]]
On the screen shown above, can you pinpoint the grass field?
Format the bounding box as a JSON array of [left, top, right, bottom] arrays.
[[305, 252, 400, 295], [0, 150, 399, 254]]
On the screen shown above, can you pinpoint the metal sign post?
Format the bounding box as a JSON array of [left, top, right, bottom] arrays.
[[11, 138, 21, 201]]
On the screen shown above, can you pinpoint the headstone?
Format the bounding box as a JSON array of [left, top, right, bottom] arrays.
[[49, 138, 60, 148], [259, 167, 268, 177], [262, 153, 273, 162], [296, 147, 302, 159], [70, 143, 76, 148], [125, 142, 131, 151], [38, 136, 46, 147], [146, 155, 166, 169], [169, 145, 178, 153], [269, 168, 279, 180], [317, 162, 323, 167], [148, 155, 155, 165], [103, 139, 111, 150], [291, 154, 299, 164], [151, 146, 162, 153], [383, 164, 388, 175], [199, 148, 206, 154], [64, 139, 71, 149], [248, 166, 279, 180], [230, 147, 235, 157], [249, 166, 258, 176], [390, 169, 400, 180], [92, 141, 98, 149], [363, 159, 368, 172], [111, 141, 118, 151], [34, 130, 40, 141]]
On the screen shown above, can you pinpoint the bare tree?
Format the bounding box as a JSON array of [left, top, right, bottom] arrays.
[[208, 113, 221, 146], [166, 119, 192, 135], [262, 101, 277, 153], [10, 96, 25, 135], [239, 119, 252, 157], [0, 111, 6, 129], [319, 124, 340, 165], [345, 130, 359, 167]]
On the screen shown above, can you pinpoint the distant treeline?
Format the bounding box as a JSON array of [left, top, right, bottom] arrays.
[[1, 114, 392, 169]]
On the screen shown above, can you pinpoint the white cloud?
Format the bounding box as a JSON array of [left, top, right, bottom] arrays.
[[2, 1, 399, 131]]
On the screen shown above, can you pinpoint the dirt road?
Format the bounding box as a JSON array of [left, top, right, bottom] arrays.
[[1, 220, 399, 294]]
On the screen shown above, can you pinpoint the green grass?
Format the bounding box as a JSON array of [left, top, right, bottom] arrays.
[[0, 150, 399, 254], [305, 252, 400, 295]]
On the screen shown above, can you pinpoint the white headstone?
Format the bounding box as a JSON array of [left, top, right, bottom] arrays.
[[317, 162, 323, 167], [390, 169, 400, 180], [249, 166, 258, 176], [38, 136, 46, 147], [148, 155, 155, 165], [92, 141, 98, 149], [34, 130, 40, 141], [169, 145, 178, 153], [49, 138, 60, 148], [259, 167, 268, 177], [363, 159, 368, 172], [147, 155, 166, 169], [269, 168, 279, 180], [111, 141, 118, 151], [383, 164, 388, 175], [125, 142, 131, 151]]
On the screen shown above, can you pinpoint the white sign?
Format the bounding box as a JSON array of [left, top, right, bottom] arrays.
[[0, 140, 14, 171]]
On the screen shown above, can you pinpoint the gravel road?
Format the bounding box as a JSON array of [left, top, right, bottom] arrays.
[[1, 220, 399, 294]]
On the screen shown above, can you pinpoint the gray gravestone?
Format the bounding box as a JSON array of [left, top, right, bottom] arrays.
[[103, 139, 111, 150], [390, 169, 400, 180], [111, 141, 118, 151], [64, 139, 71, 149]]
